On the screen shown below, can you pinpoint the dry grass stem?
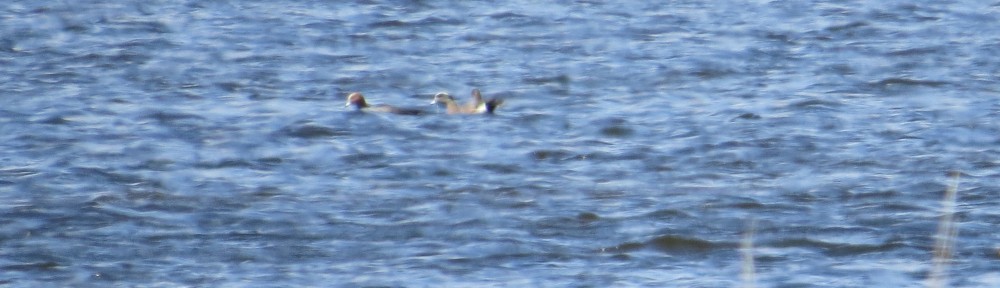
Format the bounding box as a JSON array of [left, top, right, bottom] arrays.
[[927, 171, 961, 288]]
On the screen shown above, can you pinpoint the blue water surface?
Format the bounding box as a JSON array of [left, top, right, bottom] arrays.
[[2, 1, 1000, 287]]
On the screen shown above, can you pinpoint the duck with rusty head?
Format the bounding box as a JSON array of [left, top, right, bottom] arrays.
[[344, 92, 425, 115]]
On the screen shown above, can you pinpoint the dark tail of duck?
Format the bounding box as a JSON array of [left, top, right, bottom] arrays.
[[484, 98, 504, 114]]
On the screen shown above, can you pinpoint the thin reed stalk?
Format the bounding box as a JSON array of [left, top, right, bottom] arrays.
[[740, 218, 757, 288], [927, 171, 961, 288]]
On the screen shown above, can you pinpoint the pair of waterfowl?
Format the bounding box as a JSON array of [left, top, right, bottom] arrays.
[[344, 89, 503, 115]]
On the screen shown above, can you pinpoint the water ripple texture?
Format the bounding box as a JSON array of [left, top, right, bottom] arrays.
[[2, 1, 1000, 287]]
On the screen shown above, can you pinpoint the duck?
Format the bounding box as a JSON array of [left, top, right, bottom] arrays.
[[430, 88, 504, 114], [345, 92, 425, 115]]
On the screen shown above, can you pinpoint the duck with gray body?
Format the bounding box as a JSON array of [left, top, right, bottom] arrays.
[[345, 92, 425, 115]]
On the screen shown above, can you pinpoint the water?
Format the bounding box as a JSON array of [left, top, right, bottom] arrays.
[[2, 0, 999, 287]]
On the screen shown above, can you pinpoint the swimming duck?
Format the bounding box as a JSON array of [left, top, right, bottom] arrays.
[[345, 92, 424, 115], [430, 89, 504, 114]]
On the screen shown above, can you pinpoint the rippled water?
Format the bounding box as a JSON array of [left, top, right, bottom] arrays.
[[3, 1, 1000, 287]]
